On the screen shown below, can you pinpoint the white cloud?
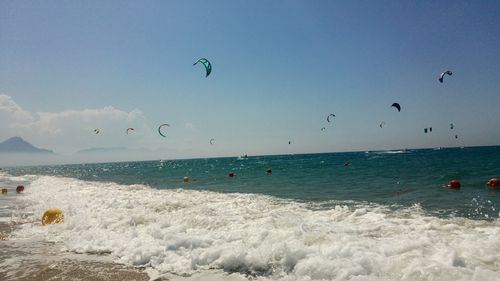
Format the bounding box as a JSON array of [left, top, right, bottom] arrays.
[[0, 94, 148, 154], [19, 106, 145, 135], [0, 94, 35, 124]]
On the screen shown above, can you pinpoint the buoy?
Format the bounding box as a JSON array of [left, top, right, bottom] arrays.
[[486, 178, 499, 187], [228, 172, 236, 177], [16, 185, 24, 193], [1, 187, 7, 194], [447, 180, 461, 189], [183, 176, 189, 183], [42, 208, 64, 225], [266, 168, 272, 174]]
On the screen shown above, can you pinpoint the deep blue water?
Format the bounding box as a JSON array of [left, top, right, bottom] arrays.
[[3, 146, 500, 220]]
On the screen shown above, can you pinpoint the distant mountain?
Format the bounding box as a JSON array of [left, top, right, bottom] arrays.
[[76, 147, 128, 154], [0, 137, 53, 154]]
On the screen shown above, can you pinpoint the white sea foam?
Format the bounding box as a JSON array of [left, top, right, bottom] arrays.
[[7, 175, 500, 281], [375, 150, 407, 154]]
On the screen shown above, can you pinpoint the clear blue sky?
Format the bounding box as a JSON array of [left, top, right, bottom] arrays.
[[1, 1, 499, 161]]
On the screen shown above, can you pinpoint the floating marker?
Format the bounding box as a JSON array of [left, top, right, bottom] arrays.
[[447, 180, 461, 189], [42, 208, 64, 225]]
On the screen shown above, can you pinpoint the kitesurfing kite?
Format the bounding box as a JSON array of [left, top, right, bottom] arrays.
[[94, 128, 100, 134], [210, 138, 215, 145], [391, 103, 401, 112], [126, 128, 135, 135], [439, 70, 452, 83], [193, 58, 212, 77], [327, 113, 336, 123], [158, 123, 170, 138]]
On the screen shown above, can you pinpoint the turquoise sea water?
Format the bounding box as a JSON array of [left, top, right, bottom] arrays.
[[2, 146, 500, 280], [4, 146, 499, 220]]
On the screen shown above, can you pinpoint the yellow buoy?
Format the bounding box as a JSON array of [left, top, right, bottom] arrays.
[[183, 176, 189, 183], [1, 187, 7, 194], [42, 208, 64, 225]]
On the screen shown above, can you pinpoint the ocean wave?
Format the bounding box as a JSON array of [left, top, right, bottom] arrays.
[[373, 150, 408, 154], [9, 175, 500, 281]]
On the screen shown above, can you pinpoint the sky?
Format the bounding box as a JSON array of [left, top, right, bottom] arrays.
[[1, 0, 499, 164]]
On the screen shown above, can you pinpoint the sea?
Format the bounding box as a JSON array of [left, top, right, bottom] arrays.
[[1, 146, 499, 280]]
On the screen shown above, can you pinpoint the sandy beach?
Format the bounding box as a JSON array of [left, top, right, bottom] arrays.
[[0, 175, 250, 281], [1, 222, 149, 281], [1, 215, 247, 281], [0, 183, 145, 281], [2, 215, 250, 281]]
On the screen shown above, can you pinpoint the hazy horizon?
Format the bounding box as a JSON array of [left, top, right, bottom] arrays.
[[2, 137, 499, 168]]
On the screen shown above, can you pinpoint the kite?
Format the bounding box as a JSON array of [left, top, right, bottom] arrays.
[[193, 58, 212, 77], [391, 103, 401, 112], [439, 70, 452, 83], [327, 113, 336, 123], [158, 123, 170, 138]]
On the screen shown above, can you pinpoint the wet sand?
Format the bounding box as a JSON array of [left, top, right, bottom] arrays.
[[0, 222, 11, 240], [0, 186, 150, 281], [0, 221, 149, 281], [0, 194, 246, 281], [8, 261, 149, 281], [1, 179, 248, 281]]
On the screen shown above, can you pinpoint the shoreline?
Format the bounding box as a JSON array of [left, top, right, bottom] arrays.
[[0, 193, 247, 281], [1, 219, 150, 281], [0, 176, 249, 281], [0, 184, 150, 281]]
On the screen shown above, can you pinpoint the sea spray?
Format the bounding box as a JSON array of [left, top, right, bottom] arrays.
[[8, 175, 500, 281]]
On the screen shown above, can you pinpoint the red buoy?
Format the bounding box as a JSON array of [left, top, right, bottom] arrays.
[[16, 185, 24, 193], [266, 168, 272, 174], [228, 172, 236, 177], [486, 178, 499, 187], [447, 180, 461, 189]]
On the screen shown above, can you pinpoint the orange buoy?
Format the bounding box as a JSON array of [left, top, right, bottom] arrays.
[[16, 185, 24, 193], [183, 176, 189, 183], [447, 180, 461, 189], [486, 178, 499, 187], [228, 172, 236, 177], [42, 208, 64, 225], [266, 168, 272, 174]]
